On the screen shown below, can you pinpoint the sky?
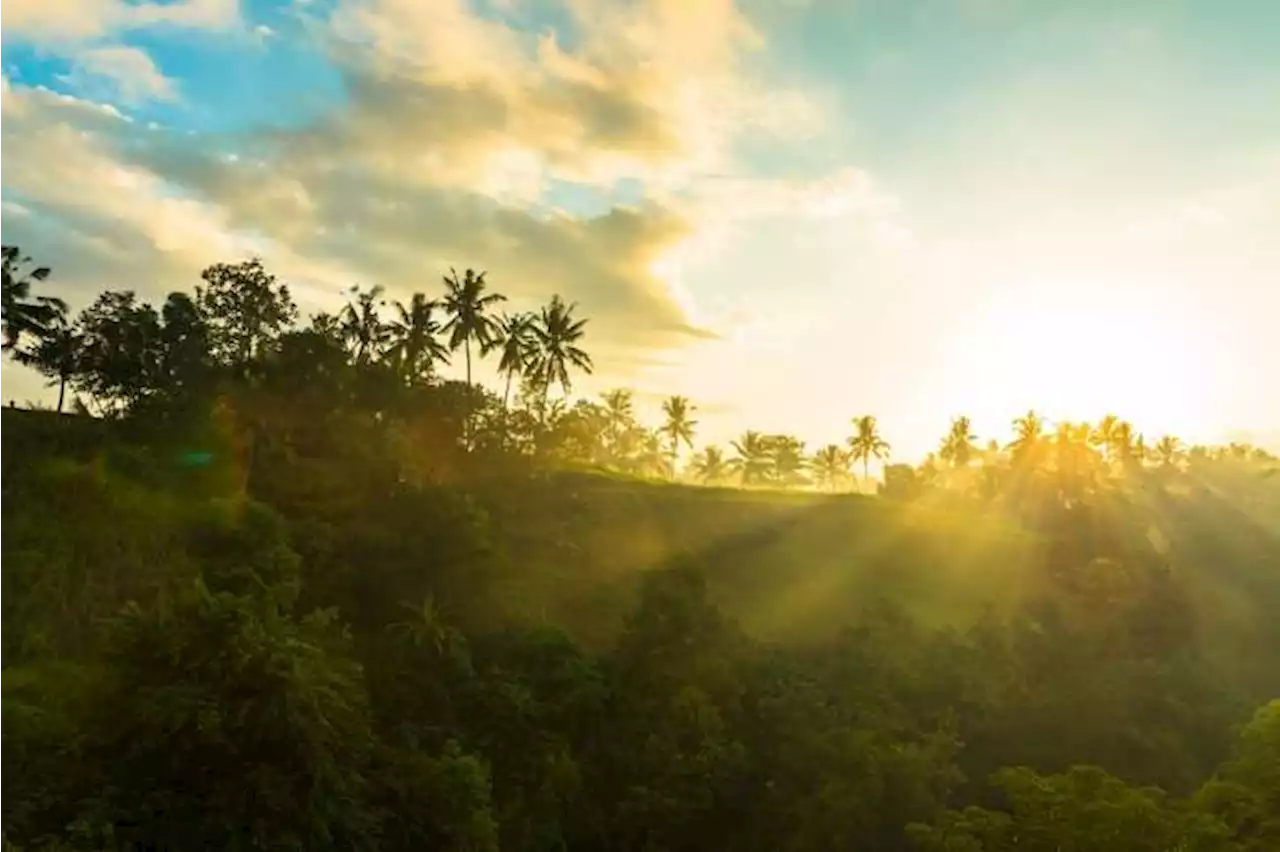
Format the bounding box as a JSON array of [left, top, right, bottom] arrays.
[[3, 0, 1279, 459]]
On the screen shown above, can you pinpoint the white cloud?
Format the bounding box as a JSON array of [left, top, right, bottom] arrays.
[[2, 0, 238, 45], [59, 46, 179, 105]]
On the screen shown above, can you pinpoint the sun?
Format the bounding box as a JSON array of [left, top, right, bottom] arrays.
[[932, 278, 1215, 440]]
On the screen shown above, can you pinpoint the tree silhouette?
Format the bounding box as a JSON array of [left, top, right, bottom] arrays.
[[939, 416, 979, 468], [730, 430, 773, 485], [811, 444, 849, 490], [491, 311, 537, 408], [530, 294, 592, 411], [196, 258, 296, 367], [691, 446, 728, 484], [2, 246, 64, 352], [1008, 409, 1046, 467], [660, 396, 697, 475], [848, 415, 890, 485], [1092, 413, 1120, 461], [441, 268, 505, 393], [340, 285, 390, 365], [387, 293, 450, 386], [767, 434, 808, 485], [16, 309, 79, 412], [1153, 435, 1184, 470]]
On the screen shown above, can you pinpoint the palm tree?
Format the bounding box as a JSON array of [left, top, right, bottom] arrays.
[[1153, 435, 1184, 470], [730, 430, 772, 485], [939, 416, 979, 468], [16, 309, 79, 412], [441, 267, 505, 390], [530, 294, 592, 410], [491, 311, 537, 407], [386, 292, 450, 384], [2, 246, 64, 352], [811, 444, 849, 490], [847, 415, 890, 484], [660, 395, 697, 474], [340, 284, 389, 364], [692, 446, 729, 484], [768, 434, 807, 486], [1091, 414, 1120, 461], [1008, 409, 1046, 467]]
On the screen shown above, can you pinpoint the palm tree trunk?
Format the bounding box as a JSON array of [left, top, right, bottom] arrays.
[[464, 339, 473, 446], [56, 376, 66, 413], [864, 456, 870, 486], [503, 371, 513, 409]]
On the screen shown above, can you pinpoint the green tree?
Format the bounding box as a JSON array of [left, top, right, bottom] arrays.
[[72, 290, 163, 414], [387, 293, 450, 385], [341, 284, 390, 365], [1008, 409, 1047, 468], [441, 267, 505, 392], [848, 414, 891, 485], [530, 294, 592, 411], [692, 445, 729, 484], [1197, 700, 1280, 850], [15, 308, 79, 412], [939, 416, 979, 468], [660, 395, 697, 475], [491, 311, 537, 408], [1, 245, 64, 352], [1154, 435, 1184, 470], [730, 430, 772, 485], [811, 444, 850, 490], [196, 258, 297, 367]]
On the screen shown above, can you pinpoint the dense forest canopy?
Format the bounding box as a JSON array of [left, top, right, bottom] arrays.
[[2, 248, 1279, 850]]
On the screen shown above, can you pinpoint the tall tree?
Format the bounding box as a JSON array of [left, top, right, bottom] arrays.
[[1008, 409, 1047, 467], [1153, 435, 1185, 470], [730, 430, 772, 485], [387, 293, 450, 385], [530, 295, 592, 411], [2, 246, 64, 352], [196, 258, 297, 368], [660, 396, 697, 475], [440, 268, 505, 392], [767, 434, 807, 486], [847, 415, 890, 484], [691, 446, 729, 484], [1092, 413, 1120, 461], [491, 311, 537, 408], [939, 416, 979, 468], [810, 444, 849, 490], [72, 290, 163, 414], [15, 309, 79, 412], [340, 285, 389, 365]]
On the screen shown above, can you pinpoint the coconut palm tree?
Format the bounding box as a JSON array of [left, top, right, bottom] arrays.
[[2, 246, 64, 352], [811, 444, 850, 490], [1008, 409, 1046, 467], [600, 388, 635, 458], [692, 446, 729, 484], [660, 395, 697, 474], [730, 430, 773, 485], [441, 267, 505, 390], [340, 284, 390, 364], [1091, 413, 1120, 461], [530, 294, 592, 410], [491, 311, 537, 407], [939, 416, 979, 468], [847, 415, 890, 484], [16, 310, 79, 411], [1153, 435, 1184, 469], [386, 292, 450, 384], [768, 434, 808, 486]]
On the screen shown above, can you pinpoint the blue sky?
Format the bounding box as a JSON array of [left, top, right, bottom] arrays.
[[3, 0, 1279, 456]]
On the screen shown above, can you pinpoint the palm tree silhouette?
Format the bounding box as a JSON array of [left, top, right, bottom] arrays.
[[939, 416, 979, 468], [387, 293, 450, 384], [811, 444, 849, 490], [768, 434, 808, 485], [1091, 413, 1120, 461], [1153, 435, 1184, 469], [692, 446, 728, 484], [730, 430, 772, 485], [441, 268, 505, 391], [2, 246, 64, 352], [1008, 409, 1046, 467], [340, 284, 389, 364], [847, 415, 890, 484], [531, 294, 592, 412], [660, 395, 697, 475], [492, 311, 537, 407]]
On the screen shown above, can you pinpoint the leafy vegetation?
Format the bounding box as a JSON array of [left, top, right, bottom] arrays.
[[2, 248, 1278, 850]]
